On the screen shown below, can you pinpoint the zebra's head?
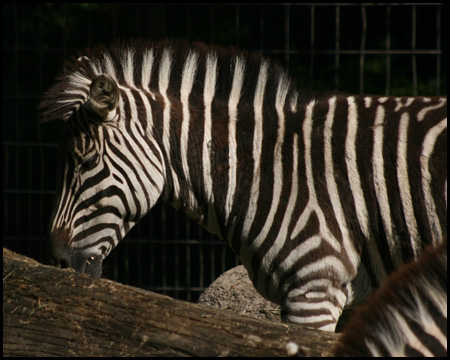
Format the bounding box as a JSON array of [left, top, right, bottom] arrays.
[[46, 73, 166, 277]]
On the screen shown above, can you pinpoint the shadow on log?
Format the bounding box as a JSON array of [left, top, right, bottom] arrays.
[[3, 248, 339, 356]]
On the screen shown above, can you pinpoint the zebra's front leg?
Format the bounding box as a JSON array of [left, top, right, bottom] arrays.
[[281, 281, 350, 332]]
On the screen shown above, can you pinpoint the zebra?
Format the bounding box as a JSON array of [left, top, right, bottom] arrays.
[[332, 239, 447, 356], [39, 40, 447, 332]]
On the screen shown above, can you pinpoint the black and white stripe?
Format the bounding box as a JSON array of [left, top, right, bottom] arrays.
[[40, 40, 447, 331]]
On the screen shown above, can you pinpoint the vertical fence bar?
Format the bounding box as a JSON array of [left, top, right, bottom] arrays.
[[309, 5, 315, 88], [285, 4, 290, 66], [334, 5, 340, 91], [359, 5, 367, 94], [235, 5, 240, 47], [186, 242, 191, 301], [260, 5, 264, 52], [411, 4, 418, 96], [199, 241, 204, 291], [435, 5, 441, 95], [385, 5, 391, 95]]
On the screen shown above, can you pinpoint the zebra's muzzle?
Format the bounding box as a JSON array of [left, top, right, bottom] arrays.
[[48, 228, 103, 278]]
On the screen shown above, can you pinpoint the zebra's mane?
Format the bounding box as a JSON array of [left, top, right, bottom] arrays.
[[39, 39, 311, 124]]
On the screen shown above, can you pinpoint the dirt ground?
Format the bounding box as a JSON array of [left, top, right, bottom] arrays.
[[197, 265, 281, 322]]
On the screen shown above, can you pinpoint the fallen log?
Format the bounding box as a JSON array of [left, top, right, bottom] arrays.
[[3, 248, 339, 356]]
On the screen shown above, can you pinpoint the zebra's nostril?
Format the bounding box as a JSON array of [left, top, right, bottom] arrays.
[[54, 251, 71, 269], [59, 258, 70, 269], [48, 228, 72, 269]]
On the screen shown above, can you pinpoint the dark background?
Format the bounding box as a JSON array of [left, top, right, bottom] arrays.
[[3, 3, 447, 301]]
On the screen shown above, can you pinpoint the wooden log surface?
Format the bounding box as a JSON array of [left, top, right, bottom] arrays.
[[3, 248, 339, 357]]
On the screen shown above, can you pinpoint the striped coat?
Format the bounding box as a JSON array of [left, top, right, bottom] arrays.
[[40, 40, 447, 331]]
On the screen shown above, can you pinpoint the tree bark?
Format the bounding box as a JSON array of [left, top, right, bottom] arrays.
[[3, 248, 339, 357]]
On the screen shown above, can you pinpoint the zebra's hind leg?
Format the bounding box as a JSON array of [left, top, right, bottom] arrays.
[[281, 281, 349, 332]]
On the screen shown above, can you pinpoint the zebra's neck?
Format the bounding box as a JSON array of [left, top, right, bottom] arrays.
[[131, 45, 304, 246]]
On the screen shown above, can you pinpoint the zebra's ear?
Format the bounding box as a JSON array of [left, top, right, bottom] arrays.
[[85, 74, 120, 121]]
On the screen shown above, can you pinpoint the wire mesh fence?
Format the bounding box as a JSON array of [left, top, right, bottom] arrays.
[[3, 3, 446, 301]]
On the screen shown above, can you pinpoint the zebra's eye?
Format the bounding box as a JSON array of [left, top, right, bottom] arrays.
[[81, 153, 99, 172]]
